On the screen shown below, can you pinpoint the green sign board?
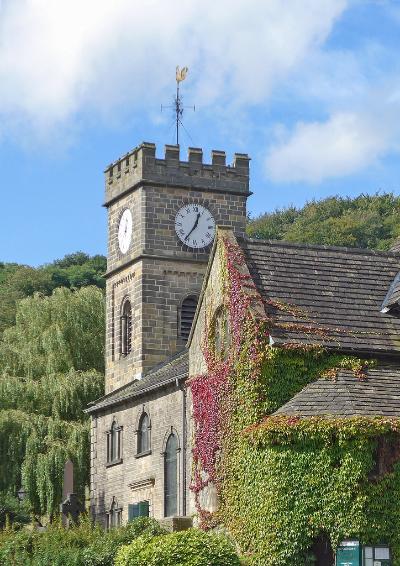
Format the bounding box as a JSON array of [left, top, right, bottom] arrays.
[[336, 540, 361, 566]]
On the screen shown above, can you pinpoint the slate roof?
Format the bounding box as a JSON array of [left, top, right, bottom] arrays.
[[86, 350, 188, 414], [241, 238, 400, 355], [274, 366, 400, 417]]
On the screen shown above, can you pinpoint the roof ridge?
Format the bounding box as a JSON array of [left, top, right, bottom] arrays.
[[242, 237, 400, 258]]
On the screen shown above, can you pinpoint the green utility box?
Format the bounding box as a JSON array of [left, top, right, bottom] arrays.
[[336, 540, 362, 566]]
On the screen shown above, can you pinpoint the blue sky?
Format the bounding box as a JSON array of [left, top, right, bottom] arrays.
[[1, 0, 400, 266]]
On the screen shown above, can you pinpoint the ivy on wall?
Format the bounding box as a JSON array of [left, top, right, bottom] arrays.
[[189, 236, 400, 565]]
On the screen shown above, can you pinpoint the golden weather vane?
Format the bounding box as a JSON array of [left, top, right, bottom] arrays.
[[161, 66, 195, 145]]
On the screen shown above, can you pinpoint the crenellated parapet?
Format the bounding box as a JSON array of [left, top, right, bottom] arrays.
[[104, 142, 250, 206]]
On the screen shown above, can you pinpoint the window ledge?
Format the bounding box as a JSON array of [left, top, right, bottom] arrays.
[[106, 458, 123, 468], [135, 450, 152, 459]]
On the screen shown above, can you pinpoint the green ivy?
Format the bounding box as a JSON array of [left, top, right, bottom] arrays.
[[191, 237, 400, 565], [219, 346, 400, 565]]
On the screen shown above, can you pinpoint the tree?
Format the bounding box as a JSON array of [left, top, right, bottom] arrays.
[[0, 252, 106, 337], [0, 286, 105, 378], [0, 286, 105, 518], [247, 193, 400, 250]]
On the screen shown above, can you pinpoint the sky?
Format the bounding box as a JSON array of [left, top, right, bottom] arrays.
[[1, 0, 400, 265]]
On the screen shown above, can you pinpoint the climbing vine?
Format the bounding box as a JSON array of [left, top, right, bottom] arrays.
[[189, 236, 400, 565]]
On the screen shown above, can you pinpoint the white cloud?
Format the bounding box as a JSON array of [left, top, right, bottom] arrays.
[[265, 111, 395, 183], [0, 0, 347, 138]]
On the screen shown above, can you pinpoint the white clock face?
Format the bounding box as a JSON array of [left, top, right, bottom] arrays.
[[118, 209, 132, 254], [175, 204, 216, 249]]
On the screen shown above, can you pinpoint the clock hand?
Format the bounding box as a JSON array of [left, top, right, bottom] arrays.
[[185, 213, 201, 241]]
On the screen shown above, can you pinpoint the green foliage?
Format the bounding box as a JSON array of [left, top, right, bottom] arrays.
[[247, 193, 400, 251], [0, 493, 30, 529], [0, 285, 104, 518], [219, 344, 400, 565], [0, 370, 103, 421], [0, 409, 90, 516], [0, 517, 167, 566], [83, 517, 166, 566], [115, 528, 241, 566], [191, 237, 400, 565], [0, 252, 106, 337], [0, 286, 105, 377]]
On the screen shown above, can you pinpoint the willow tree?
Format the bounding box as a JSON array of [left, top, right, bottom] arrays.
[[0, 286, 105, 518], [0, 286, 104, 378]]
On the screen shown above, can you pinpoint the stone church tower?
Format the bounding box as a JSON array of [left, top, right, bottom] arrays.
[[104, 142, 250, 393], [88, 141, 250, 527]]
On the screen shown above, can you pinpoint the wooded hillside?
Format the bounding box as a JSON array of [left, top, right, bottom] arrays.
[[247, 193, 400, 250], [0, 252, 106, 337]]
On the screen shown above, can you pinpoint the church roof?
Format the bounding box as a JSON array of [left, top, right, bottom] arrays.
[[274, 365, 400, 418], [241, 238, 400, 356], [86, 350, 188, 414]]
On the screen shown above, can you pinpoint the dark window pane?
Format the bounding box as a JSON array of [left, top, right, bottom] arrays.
[[111, 423, 117, 461], [139, 501, 149, 517], [121, 300, 132, 355], [128, 501, 149, 521], [164, 433, 178, 516]]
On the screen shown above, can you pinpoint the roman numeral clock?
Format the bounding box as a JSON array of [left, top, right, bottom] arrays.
[[174, 204, 216, 249]]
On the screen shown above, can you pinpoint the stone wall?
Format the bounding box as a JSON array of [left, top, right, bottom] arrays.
[[105, 258, 205, 393], [90, 382, 191, 525]]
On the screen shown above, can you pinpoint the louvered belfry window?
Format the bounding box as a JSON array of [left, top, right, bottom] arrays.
[[180, 295, 198, 342], [121, 300, 132, 355]]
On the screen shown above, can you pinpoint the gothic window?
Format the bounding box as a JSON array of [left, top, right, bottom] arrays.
[[106, 497, 122, 529], [179, 295, 198, 342], [120, 299, 132, 356], [164, 432, 178, 517], [137, 412, 151, 455], [106, 419, 122, 465], [211, 306, 231, 360]]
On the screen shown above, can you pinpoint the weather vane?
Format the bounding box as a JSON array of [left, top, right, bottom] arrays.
[[161, 66, 195, 145]]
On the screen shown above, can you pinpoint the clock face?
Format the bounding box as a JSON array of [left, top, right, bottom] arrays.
[[175, 204, 216, 249], [118, 209, 132, 254]]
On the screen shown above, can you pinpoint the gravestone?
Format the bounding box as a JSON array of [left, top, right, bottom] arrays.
[[60, 459, 84, 526]]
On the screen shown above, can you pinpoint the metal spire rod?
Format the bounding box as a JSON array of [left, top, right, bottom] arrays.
[[162, 66, 195, 146]]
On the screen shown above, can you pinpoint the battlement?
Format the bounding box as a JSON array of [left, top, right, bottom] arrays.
[[104, 142, 250, 206]]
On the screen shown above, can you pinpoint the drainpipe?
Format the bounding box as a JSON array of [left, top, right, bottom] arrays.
[[180, 381, 187, 516]]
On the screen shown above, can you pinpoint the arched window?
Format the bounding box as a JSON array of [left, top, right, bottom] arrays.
[[164, 433, 178, 517], [137, 412, 150, 454], [121, 299, 132, 355], [107, 419, 122, 465], [212, 306, 231, 360], [107, 497, 122, 529], [179, 295, 198, 342]]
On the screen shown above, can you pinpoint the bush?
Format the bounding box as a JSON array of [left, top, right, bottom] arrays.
[[115, 527, 241, 566], [0, 528, 34, 565], [0, 516, 166, 566], [83, 517, 166, 566], [0, 493, 31, 529]]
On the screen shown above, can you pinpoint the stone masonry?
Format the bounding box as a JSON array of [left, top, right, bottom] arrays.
[[90, 141, 250, 526], [104, 142, 250, 393]]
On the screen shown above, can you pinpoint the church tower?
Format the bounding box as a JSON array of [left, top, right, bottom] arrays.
[[104, 142, 250, 393]]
